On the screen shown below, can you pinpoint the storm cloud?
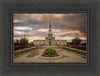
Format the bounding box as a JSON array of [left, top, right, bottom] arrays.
[[13, 13, 87, 42]]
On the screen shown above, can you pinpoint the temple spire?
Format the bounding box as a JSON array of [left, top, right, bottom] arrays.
[[49, 18, 51, 29], [48, 18, 52, 34]]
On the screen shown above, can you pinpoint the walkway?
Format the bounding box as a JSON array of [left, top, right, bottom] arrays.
[[13, 46, 87, 63]]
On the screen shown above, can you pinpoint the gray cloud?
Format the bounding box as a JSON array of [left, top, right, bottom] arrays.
[[14, 13, 87, 38]]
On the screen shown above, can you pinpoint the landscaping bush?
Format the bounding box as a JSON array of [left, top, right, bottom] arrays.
[[42, 48, 59, 57], [14, 43, 22, 45], [14, 45, 28, 51], [72, 45, 86, 51], [81, 43, 86, 46], [72, 37, 81, 45]]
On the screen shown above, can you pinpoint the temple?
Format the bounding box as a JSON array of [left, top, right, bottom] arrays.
[[33, 19, 67, 46]]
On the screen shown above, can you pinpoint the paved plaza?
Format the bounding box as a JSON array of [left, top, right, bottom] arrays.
[[13, 46, 87, 63]]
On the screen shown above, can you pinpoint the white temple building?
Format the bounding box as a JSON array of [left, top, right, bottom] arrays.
[[33, 20, 67, 46]]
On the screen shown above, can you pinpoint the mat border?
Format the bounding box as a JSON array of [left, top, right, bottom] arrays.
[[0, 0, 99, 76]]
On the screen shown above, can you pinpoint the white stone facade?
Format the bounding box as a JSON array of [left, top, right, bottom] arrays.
[[33, 40, 67, 46], [33, 20, 67, 46]]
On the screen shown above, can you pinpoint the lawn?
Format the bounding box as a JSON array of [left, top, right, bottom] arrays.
[[14, 47, 37, 56], [63, 47, 86, 56], [41, 48, 59, 57], [27, 44, 34, 47]]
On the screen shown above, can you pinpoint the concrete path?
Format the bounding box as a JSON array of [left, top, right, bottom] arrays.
[[13, 46, 87, 63]]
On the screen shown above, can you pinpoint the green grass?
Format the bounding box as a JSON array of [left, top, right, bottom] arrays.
[[27, 44, 34, 47], [63, 47, 86, 56], [67, 44, 72, 47], [14, 47, 37, 56], [42, 48, 59, 57]]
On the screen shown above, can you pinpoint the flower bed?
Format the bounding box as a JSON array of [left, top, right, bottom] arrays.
[[14, 45, 28, 51], [72, 45, 86, 51], [41, 48, 59, 57]]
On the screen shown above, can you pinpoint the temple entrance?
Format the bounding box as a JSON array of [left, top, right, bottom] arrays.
[[49, 39, 51, 46], [49, 41, 51, 46]]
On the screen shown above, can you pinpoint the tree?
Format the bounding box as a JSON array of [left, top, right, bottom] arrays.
[[16, 39, 19, 43], [14, 39, 22, 45], [72, 37, 81, 45], [20, 35, 28, 45], [20, 38, 28, 45]]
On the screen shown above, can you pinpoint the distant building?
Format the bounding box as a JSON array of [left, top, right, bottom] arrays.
[[33, 20, 67, 46]]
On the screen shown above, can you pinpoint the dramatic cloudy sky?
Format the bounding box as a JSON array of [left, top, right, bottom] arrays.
[[14, 13, 87, 42]]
